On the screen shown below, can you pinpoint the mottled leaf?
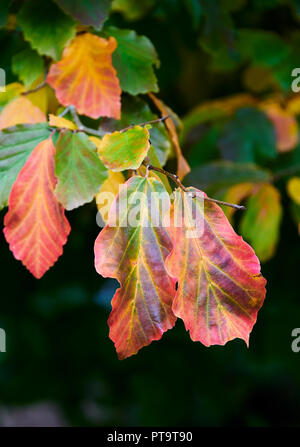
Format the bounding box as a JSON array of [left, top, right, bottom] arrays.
[[94, 175, 176, 359], [100, 96, 171, 167], [3, 137, 71, 278], [47, 33, 121, 119], [54, 130, 108, 210], [0, 123, 51, 209], [107, 27, 159, 95], [165, 187, 266, 346], [240, 183, 282, 262], [55, 0, 112, 28], [18, 0, 76, 60], [96, 126, 150, 171]]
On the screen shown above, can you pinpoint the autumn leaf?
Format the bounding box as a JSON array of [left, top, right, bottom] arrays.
[[18, 0, 76, 60], [94, 175, 176, 359], [54, 130, 108, 210], [287, 177, 300, 206], [47, 33, 121, 119], [240, 183, 282, 262], [261, 103, 298, 153], [149, 93, 190, 180], [221, 182, 255, 221], [165, 187, 266, 347], [0, 96, 46, 130], [96, 126, 150, 171], [107, 26, 159, 95], [95, 170, 125, 223], [100, 95, 171, 167], [3, 137, 71, 279], [55, 0, 112, 28], [0, 123, 51, 209]]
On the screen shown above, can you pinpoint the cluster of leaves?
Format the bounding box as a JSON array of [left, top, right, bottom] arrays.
[[0, 0, 274, 359], [178, 0, 300, 263]]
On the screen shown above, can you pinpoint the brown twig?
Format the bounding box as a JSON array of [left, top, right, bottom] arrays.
[[143, 161, 246, 211], [119, 115, 170, 133], [69, 105, 106, 137], [21, 80, 47, 96]]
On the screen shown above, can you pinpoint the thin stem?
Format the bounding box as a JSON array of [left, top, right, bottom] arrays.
[[144, 162, 246, 211], [69, 105, 106, 137], [120, 115, 170, 133], [21, 80, 47, 96]]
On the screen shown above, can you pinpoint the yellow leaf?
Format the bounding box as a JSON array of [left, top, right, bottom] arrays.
[[49, 114, 76, 130], [89, 136, 102, 150], [287, 177, 300, 206], [0, 96, 46, 130], [95, 171, 125, 223], [26, 75, 48, 114], [0, 82, 24, 108], [222, 182, 255, 222]]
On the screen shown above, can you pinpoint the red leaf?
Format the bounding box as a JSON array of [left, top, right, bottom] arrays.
[[3, 137, 71, 278], [165, 188, 267, 347], [94, 176, 176, 359]]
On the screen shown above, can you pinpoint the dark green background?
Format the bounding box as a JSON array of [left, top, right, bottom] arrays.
[[0, 0, 300, 426]]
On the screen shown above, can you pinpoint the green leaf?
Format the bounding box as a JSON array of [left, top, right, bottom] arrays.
[[100, 96, 171, 166], [237, 29, 290, 67], [107, 27, 159, 95], [97, 125, 150, 171], [18, 0, 76, 60], [240, 183, 283, 262], [0, 123, 51, 210], [185, 161, 272, 196], [218, 107, 277, 162], [54, 130, 108, 210], [12, 46, 44, 89], [55, 0, 112, 28]]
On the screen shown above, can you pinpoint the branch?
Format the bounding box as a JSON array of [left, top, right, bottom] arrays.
[[69, 105, 106, 137], [21, 80, 47, 96], [143, 161, 246, 211], [120, 115, 170, 133]]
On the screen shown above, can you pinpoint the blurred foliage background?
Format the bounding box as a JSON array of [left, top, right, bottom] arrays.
[[1, 0, 300, 426]]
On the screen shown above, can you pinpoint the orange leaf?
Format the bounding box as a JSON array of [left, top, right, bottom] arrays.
[[3, 137, 71, 278], [47, 33, 121, 119], [165, 188, 266, 347], [261, 103, 298, 153], [149, 92, 190, 180], [0, 96, 46, 130]]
